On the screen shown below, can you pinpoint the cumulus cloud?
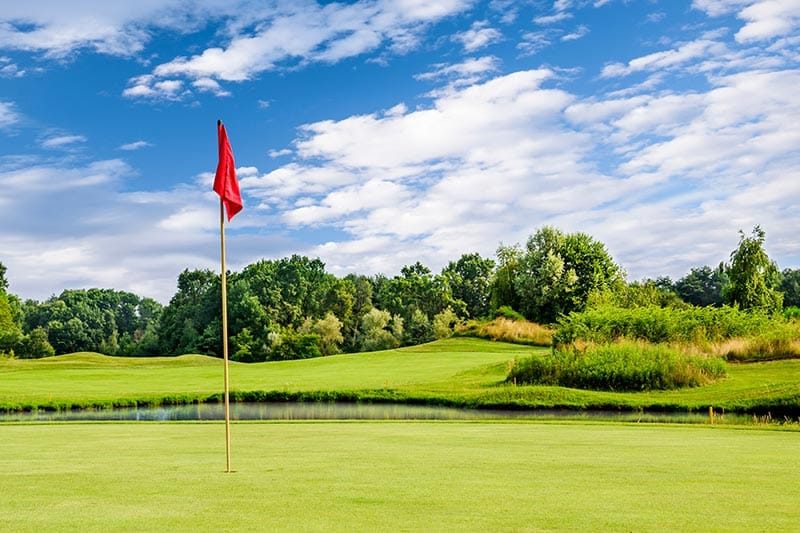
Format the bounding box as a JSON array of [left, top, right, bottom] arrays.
[[453, 20, 502, 51], [693, 0, 800, 42], [234, 57, 800, 281], [601, 38, 726, 77], [125, 0, 471, 100], [0, 156, 283, 301]]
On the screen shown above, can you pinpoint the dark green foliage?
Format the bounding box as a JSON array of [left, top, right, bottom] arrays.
[[554, 304, 777, 345], [441, 253, 495, 319], [675, 265, 727, 307], [724, 226, 783, 312], [494, 305, 526, 321], [0, 261, 7, 291], [22, 288, 162, 355], [267, 331, 322, 361], [499, 227, 622, 323], [508, 343, 727, 391], [780, 268, 800, 308], [405, 309, 435, 345], [16, 327, 55, 358], [490, 244, 523, 315]]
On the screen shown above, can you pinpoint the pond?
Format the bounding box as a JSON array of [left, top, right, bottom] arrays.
[[0, 402, 787, 425]]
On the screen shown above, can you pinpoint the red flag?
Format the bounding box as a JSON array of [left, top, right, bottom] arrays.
[[214, 120, 243, 221]]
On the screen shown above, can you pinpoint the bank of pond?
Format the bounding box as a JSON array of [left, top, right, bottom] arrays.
[[3, 401, 798, 427]]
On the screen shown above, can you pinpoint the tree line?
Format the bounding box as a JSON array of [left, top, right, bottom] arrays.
[[1, 226, 797, 360]]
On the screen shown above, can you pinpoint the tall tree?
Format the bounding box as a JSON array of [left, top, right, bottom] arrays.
[[780, 268, 800, 308], [512, 227, 622, 323], [724, 226, 783, 312], [674, 264, 727, 307], [441, 253, 495, 319]]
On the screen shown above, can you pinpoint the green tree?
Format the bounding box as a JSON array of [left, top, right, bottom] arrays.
[[441, 253, 495, 319], [780, 268, 800, 308], [432, 307, 461, 339], [513, 227, 622, 323], [0, 291, 22, 355], [311, 312, 344, 355], [674, 265, 727, 307], [0, 261, 7, 291], [358, 308, 400, 352], [17, 327, 55, 359], [490, 243, 523, 315], [404, 309, 434, 345], [724, 226, 783, 312]]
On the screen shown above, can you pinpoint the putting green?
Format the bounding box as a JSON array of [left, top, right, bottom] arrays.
[[1, 421, 798, 531]]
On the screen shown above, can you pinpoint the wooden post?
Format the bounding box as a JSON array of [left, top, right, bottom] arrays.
[[220, 199, 232, 473]]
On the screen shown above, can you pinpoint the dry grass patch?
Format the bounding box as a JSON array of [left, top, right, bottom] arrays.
[[458, 317, 553, 347]]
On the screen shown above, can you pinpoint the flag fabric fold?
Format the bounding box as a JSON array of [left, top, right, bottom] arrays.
[[214, 120, 243, 221]]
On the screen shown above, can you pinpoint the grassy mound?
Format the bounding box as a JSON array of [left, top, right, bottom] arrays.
[[508, 341, 727, 391]]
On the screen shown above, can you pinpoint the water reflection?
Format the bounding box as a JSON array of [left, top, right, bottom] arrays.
[[1, 402, 790, 425]]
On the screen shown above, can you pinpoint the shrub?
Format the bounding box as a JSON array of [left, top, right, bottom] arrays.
[[508, 341, 726, 391], [495, 305, 526, 321], [554, 305, 777, 346], [784, 306, 800, 321]]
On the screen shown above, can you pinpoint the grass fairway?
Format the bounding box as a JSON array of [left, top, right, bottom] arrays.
[[1, 422, 798, 531], [2, 338, 799, 413]]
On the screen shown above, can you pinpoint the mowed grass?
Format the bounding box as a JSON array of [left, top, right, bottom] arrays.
[[1, 422, 798, 531], [1, 337, 799, 413]]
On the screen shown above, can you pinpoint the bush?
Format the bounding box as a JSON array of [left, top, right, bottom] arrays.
[[508, 341, 727, 391], [457, 317, 553, 346], [784, 307, 800, 321], [554, 305, 777, 346], [495, 305, 526, 321]]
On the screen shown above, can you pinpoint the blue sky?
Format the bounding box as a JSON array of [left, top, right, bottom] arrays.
[[1, 0, 798, 302]]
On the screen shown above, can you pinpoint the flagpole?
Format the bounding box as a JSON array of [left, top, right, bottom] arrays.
[[220, 198, 232, 473]]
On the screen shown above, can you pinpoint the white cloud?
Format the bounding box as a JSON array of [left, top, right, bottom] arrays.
[[127, 0, 471, 100], [40, 134, 86, 149], [119, 140, 152, 151], [453, 20, 502, 52], [534, 12, 573, 25], [0, 100, 19, 127], [0, 155, 285, 301], [415, 56, 500, 91], [562, 24, 589, 41], [517, 31, 552, 56], [0, 55, 24, 77], [192, 77, 231, 97], [601, 39, 726, 77], [693, 0, 753, 17], [0, 1, 209, 58], [233, 60, 800, 282], [693, 1, 800, 42], [736, 0, 800, 41]]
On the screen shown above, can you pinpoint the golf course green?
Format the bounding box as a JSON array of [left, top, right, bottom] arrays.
[[1, 338, 799, 414], [2, 422, 798, 531], [2, 338, 800, 530]]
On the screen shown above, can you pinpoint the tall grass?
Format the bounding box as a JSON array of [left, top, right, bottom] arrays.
[[508, 341, 727, 391], [457, 317, 553, 346], [554, 305, 778, 345]]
